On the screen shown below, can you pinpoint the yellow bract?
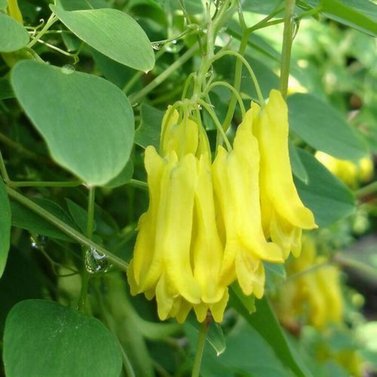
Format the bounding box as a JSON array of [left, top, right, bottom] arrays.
[[128, 91, 317, 323]]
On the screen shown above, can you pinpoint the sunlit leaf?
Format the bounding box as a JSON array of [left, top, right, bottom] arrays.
[[288, 93, 367, 161], [11, 60, 134, 186], [51, 5, 155, 71]]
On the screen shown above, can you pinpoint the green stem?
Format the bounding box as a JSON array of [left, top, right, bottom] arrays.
[[8, 180, 81, 188], [286, 261, 329, 281], [191, 320, 209, 377], [129, 178, 148, 190], [78, 187, 96, 312], [334, 253, 377, 286], [0, 132, 41, 161], [123, 48, 166, 94], [222, 34, 248, 133], [129, 44, 199, 105], [198, 99, 232, 151], [222, 5, 283, 133], [211, 50, 264, 105], [121, 347, 136, 377], [6, 186, 129, 271], [280, 0, 296, 98], [0, 150, 10, 182], [207, 81, 246, 117], [28, 13, 58, 49], [356, 181, 377, 198], [86, 187, 96, 238]]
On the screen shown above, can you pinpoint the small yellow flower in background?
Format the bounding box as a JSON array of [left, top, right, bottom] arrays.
[[315, 151, 374, 187], [274, 236, 344, 329], [253, 90, 317, 258]]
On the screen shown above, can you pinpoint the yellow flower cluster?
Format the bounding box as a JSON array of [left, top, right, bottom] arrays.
[[315, 151, 374, 187], [275, 236, 343, 329], [128, 90, 317, 323]]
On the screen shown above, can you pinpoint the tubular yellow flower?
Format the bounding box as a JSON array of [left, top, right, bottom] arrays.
[[253, 90, 317, 258], [212, 108, 283, 297], [128, 106, 227, 323]]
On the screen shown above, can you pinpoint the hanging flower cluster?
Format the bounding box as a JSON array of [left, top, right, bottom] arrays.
[[128, 89, 317, 323]]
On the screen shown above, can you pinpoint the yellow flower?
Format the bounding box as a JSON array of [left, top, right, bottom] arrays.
[[315, 151, 374, 187], [253, 90, 317, 258], [129, 90, 319, 323], [212, 107, 283, 297], [128, 107, 227, 323], [274, 236, 344, 329]]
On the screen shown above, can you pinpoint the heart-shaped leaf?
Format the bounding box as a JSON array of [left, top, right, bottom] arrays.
[[11, 60, 134, 186]]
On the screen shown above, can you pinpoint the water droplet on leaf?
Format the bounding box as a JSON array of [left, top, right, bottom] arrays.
[[151, 41, 163, 51], [85, 247, 110, 274], [61, 64, 75, 75]]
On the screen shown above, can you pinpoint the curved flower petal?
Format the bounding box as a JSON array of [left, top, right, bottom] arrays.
[[155, 152, 201, 304], [212, 111, 283, 295], [192, 154, 225, 303], [160, 107, 199, 158], [255, 90, 317, 230], [130, 146, 165, 290]]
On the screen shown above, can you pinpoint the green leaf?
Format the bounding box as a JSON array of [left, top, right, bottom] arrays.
[[241, 0, 283, 14], [290, 141, 308, 183], [105, 159, 134, 188], [295, 149, 356, 227], [65, 199, 90, 234], [51, 5, 155, 72], [230, 284, 256, 314], [92, 48, 136, 88], [3, 299, 123, 377], [0, 180, 11, 277], [135, 103, 164, 148], [11, 60, 134, 186], [288, 93, 367, 161], [230, 295, 313, 377], [58, 0, 110, 10], [11, 197, 76, 241], [189, 315, 296, 377], [321, 0, 377, 37], [0, 13, 29, 52], [0, 0, 7, 10]]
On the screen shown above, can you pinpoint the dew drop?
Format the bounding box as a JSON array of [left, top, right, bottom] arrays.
[[61, 64, 75, 75], [166, 39, 184, 53], [85, 247, 110, 274], [30, 234, 47, 250], [151, 41, 163, 51]]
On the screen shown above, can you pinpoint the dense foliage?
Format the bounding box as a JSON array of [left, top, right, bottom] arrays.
[[1, 1, 377, 376]]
